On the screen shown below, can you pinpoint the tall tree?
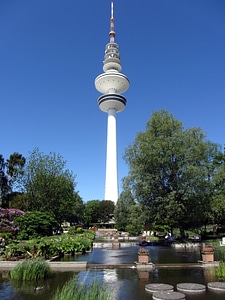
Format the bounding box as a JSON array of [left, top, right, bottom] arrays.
[[84, 200, 101, 227], [114, 189, 135, 231], [67, 192, 84, 225], [125, 204, 144, 235], [124, 110, 219, 236], [210, 151, 225, 225], [7, 153, 26, 190], [99, 200, 115, 223], [21, 148, 79, 225], [0, 155, 9, 205], [0, 152, 25, 207]]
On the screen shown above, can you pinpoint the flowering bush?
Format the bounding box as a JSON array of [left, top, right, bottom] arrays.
[[201, 247, 214, 253], [138, 247, 149, 255], [0, 208, 24, 233]]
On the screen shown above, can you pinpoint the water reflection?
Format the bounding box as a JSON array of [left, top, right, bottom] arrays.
[[0, 244, 224, 300], [0, 267, 225, 300], [62, 244, 201, 265], [78, 268, 224, 300]]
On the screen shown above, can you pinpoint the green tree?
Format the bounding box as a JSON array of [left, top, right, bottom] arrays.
[[8, 193, 29, 211], [67, 192, 84, 225], [84, 200, 101, 227], [211, 151, 225, 225], [0, 152, 25, 207], [99, 200, 115, 223], [7, 153, 26, 190], [0, 155, 9, 204], [124, 110, 219, 236], [114, 190, 135, 231], [125, 204, 144, 235], [14, 211, 58, 239], [21, 148, 79, 225]]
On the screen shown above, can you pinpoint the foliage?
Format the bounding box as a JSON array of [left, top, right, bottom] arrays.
[[123, 110, 219, 236], [8, 193, 30, 212], [76, 227, 84, 233], [99, 200, 115, 223], [2, 231, 95, 259], [14, 211, 58, 239], [4, 243, 26, 259], [7, 153, 26, 191], [210, 152, 225, 225], [212, 261, 225, 280], [67, 193, 84, 225], [84, 200, 115, 227], [0, 153, 25, 207], [52, 276, 112, 300], [125, 204, 144, 235], [0, 208, 24, 233], [84, 200, 101, 227], [114, 190, 135, 231], [214, 246, 225, 262], [0, 154, 8, 202], [10, 258, 51, 281], [21, 148, 81, 224]]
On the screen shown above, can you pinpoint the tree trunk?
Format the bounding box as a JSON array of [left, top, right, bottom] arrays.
[[179, 227, 185, 239]]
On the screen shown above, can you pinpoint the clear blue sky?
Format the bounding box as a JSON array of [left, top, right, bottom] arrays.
[[1, 0, 225, 202]]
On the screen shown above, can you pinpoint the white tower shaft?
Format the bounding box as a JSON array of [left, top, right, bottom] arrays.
[[95, 2, 129, 204], [105, 108, 118, 202]]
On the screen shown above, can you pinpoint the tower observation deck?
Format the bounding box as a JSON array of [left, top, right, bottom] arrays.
[[95, 2, 130, 204]]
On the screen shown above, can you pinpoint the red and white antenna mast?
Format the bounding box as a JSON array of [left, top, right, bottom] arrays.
[[109, 2, 115, 43]]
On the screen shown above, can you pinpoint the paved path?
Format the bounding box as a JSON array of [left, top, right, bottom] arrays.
[[0, 261, 219, 272]]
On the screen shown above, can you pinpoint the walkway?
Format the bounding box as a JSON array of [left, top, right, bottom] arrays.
[[0, 260, 219, 272]]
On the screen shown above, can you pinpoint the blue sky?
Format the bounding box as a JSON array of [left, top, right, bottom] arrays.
[[1, 0, 225, 202]]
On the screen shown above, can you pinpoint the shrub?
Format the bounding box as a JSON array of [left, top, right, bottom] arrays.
[[0, 208, 24, 234], [14, 211, 58, 239]]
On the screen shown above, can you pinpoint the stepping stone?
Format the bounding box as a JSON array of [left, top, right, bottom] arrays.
[[208, 282, 225, 292], [145, 283, 174, 293], [153, 291, 186, 300], [177, 283, 206, 293]]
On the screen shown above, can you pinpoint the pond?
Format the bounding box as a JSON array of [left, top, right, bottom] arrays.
[[60, 244, 202, 264], [0, 244, 225, 300]]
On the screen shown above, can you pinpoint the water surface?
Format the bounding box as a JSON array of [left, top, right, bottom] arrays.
[[1, 244, 224, 299]]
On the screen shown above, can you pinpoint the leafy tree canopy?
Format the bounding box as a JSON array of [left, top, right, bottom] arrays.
[[211, 152, 225, 225], [125, 204, 144, 235], [114, 190, 135, 231], [21, 148, 79, 225], [84, 200, 115, 227], [0, 153, 25, 207], [99, 200, 115, 223], [84, 200, 101, 227], [123, 110, 219, 236]]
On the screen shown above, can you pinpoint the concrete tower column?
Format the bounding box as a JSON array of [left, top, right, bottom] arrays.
[[105, 108, 118, 202]]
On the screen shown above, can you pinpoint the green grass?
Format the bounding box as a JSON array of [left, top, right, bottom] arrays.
[[52, 276, 112, 300], [10, 258, 51, 281]]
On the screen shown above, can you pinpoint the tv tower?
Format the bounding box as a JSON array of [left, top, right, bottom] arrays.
[[95, 2, 130, 204]]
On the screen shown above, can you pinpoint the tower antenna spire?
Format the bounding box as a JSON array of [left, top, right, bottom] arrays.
[[110, 2, 115, 43], [111, 1, 114, 19]]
